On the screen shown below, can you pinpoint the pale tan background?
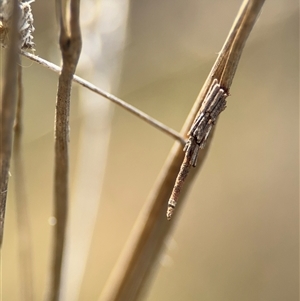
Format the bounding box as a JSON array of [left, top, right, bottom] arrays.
[[1, 0, 299, 300]]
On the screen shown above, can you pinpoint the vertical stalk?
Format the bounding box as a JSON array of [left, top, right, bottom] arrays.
[[0, 0, 20, 248], [45, 1, 81, 300], [13, 65, 34, 301]]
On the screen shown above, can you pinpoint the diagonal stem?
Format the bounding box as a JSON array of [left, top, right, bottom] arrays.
[[21, 51, 186, 145], [219, 0, 265, 89], [98, 1, 265, 300]]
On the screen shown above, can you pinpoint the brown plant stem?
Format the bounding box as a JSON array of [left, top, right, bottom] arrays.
[[219, 0, 265, 89], [13, 64, 34, 301], [0, 0, 20, 248], [45, 1, 82, 301], [99, 1, 265, 300]]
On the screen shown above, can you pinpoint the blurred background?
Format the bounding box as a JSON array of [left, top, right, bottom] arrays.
[[1, 0, 299, 300]]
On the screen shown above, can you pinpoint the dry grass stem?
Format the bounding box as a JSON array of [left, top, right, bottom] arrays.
[[219, 0, 266, 88], [21, 51, 186, 145], [99, 0, 265, 300], [167, 0, 265, 219], [45, 1, 82, 301], [0, 0, 20, 248], [13, 64, 35, 301]]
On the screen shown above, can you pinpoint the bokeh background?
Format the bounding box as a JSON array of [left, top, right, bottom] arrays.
[[1, 0, 299, 300]]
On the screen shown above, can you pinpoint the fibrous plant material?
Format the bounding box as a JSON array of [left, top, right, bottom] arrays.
[[0, 0, 35, 49]]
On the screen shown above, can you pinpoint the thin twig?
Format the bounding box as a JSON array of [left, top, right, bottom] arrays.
[[13, 64, 35, 301], [44, 1, 82, 301], [99, 1, 265, 300], [21, 51, 186, 145], [0, 0, 20, 248]]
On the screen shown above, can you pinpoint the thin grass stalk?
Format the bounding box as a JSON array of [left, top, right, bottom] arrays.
[[99, 1, 265, 300], [13, 64, 34, 301], [0, 0, 20, 248], [45, 1, 82, 300], [20, 51, 186, 145]]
